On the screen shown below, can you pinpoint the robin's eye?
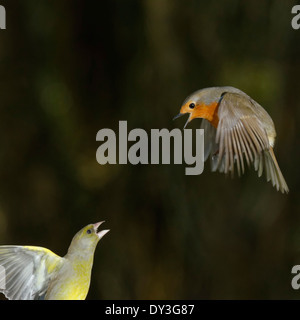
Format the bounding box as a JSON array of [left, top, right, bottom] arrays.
[[87, 229, 92, 234], [189, 103, 195, 109]]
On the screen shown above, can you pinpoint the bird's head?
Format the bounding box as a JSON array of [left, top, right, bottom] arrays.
[[67, 222, 109, 257], [173, 87, 228, 128]]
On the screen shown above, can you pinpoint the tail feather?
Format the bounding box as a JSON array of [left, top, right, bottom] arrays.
[[263, 147, 289, 194], [209, 146, 289, 194]]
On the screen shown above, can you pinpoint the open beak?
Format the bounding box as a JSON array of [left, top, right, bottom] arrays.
[[173, 113, 184, 120], [173, 113, 190, 129], [183, 116, 191, 129], [93, 221, 110, 239]]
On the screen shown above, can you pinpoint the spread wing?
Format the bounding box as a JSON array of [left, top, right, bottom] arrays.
[[0, 245, 63, 300], [209, 92, 288, 193]]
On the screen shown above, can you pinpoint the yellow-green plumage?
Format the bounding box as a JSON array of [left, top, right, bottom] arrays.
[[0, 222, 109, 300]]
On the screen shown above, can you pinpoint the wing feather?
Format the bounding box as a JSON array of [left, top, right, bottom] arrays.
[[203, 92, 288, 193], [0, 245, 63, 300]]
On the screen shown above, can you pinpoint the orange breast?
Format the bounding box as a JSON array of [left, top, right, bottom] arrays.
[[192, 102, 219, 128]]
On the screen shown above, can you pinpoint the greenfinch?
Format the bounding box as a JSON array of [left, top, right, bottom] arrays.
[[0, 222, 109, 300], [174, 86, 289, 193]]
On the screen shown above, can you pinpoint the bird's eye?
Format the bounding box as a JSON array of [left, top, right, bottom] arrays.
[[87, 229, 92, 234], [189, 103, 195, 109]]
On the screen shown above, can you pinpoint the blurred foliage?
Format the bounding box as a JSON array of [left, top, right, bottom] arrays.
[[0, 0, 300, 299]]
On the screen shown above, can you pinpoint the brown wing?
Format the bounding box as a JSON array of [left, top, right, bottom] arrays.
[[213, 92, 288, 193]]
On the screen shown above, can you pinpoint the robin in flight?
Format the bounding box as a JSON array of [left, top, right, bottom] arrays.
[[0, 222, 109, 300], [174, 86, 289, 193]]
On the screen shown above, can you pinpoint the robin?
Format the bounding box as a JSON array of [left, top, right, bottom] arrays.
[[0, 222, 109, 300], [174, 86, 289, 193]]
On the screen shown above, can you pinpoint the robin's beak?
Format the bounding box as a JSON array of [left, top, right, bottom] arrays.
[[173, 113, 191, 129], [183, 116, 191, 129], [173, 113, 184, 120]]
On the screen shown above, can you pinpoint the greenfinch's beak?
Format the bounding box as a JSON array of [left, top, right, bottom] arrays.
[[93, 221, 110, 239]]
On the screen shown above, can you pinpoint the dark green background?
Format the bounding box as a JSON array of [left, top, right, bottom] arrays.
[[0, 0, 299, 299]]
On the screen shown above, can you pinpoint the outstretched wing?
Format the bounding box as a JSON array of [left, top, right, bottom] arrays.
[[212, 92, 288, 193], [0, 245, 63, 300]]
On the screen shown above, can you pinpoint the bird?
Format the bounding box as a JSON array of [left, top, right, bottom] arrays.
[[174, 86, 289, 193], [0, 222, 109, 300]]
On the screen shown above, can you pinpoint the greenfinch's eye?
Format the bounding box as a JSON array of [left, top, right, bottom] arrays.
[[189, 103, 195, 109], [87, 229, 92, 234]]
